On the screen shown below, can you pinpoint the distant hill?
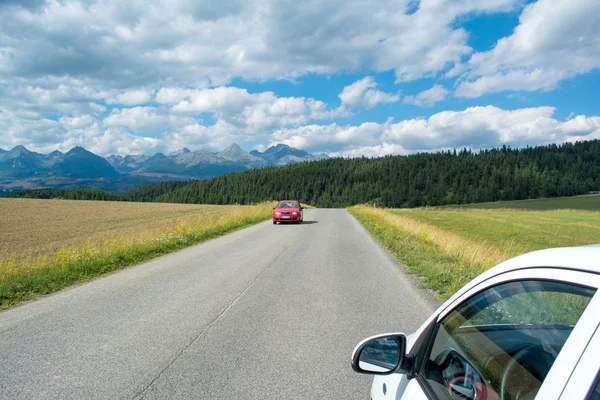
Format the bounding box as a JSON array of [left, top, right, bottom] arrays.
[[0, 143, 324, 192], [10, 140, 600, 209]]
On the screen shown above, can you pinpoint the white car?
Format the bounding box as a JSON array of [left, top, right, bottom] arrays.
[[352, 246, 600, 400]]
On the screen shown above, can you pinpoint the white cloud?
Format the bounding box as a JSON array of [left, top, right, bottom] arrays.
[[163, 120, 258, 153], [0, 0, 522, 87], [403, 84, 449, 107], [108, 89, 154, 106], [84, 129, 164, 156], [267, 106, 600, 157], [103, 106, 194, 133], [0, 80, 343, 154], [339, 77, 400, 109], [1, 0, 597, 157], [0, 110, 165, 156], [2, 104, 600, 156], [155, 88, 195, 105], [270, 122, 384, 154], [457, 0, 600, 97], [166, 86, 343, 132]]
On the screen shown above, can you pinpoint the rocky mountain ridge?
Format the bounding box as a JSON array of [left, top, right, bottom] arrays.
[[0, 143, 328, 192]]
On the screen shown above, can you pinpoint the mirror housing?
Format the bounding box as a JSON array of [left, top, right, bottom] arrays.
[[351, 333, 407, 375]]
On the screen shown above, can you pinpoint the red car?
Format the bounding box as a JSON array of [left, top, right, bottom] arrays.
[[272, 200, 304, 224]]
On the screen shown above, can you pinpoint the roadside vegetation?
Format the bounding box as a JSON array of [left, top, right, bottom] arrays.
[[350, 202, 600, 301], [0, 198, 273, 310]]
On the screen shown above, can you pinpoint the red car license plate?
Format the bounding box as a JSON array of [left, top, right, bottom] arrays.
[[281, 216, 290, 219]]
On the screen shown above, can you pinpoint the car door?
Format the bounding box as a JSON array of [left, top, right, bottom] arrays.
[[558, 320, 600, 399], [391, 268, 600, 400]]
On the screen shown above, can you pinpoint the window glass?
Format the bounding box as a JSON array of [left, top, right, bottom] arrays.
[[589, 374, 600, 400], [277, 201, 298, 208], [422, 280, 595, 400]]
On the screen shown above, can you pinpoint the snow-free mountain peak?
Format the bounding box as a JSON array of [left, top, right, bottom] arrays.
[[218, 144, 268, 168], [250, 143, 318, 165], [5, 145, 34, 158], [169, 148, 191, 157]]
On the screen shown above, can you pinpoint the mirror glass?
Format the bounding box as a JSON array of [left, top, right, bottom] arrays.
[[358, 336, 400, 373]]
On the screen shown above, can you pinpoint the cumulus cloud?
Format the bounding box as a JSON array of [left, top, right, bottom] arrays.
[[164, 86, 344, 133], [103, 106, 195, 133], [403, 84, 449, 107], [456, 0, 600, 97], [0, 0, 522, 87], [270, 122, 384, 154], [0, 80, 344, 154], [1, 0, 597, 156], [0, 111, 165, 155], [339, 77, 400, 109], [269, 106, 600, 157], [107, 90, 154, 106]]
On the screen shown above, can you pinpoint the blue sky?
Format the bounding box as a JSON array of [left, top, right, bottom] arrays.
[[0, 0, 598, 157]]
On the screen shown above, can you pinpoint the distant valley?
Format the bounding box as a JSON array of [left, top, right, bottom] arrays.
[[0, 143, 328, 192]]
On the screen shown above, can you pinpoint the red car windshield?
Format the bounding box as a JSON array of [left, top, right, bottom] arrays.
[[276, 201, 299, 208]]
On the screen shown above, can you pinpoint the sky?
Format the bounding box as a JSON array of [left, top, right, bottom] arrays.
[[0, 0, 599, 157]]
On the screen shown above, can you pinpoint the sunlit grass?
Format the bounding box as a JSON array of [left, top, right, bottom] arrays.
[[390, 207, 600, 255], [451, 193, 600, 211], [350, 205, 600, 301]]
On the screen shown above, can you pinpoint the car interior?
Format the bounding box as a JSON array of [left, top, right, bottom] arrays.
[[422, 281, 595, 400]]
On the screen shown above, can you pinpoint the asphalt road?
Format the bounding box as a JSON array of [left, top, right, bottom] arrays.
[[0, 209, 437, 399]]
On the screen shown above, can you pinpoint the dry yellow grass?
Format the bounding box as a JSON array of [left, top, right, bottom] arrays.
[[351, 205, 599, 300], [0, 198, 272, 281], [355, 205, 523, 274]]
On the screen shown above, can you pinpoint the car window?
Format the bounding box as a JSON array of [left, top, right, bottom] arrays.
[[421, 280, 595, 400], [589, 373, 600, 400], [277, 201, 298, 208]]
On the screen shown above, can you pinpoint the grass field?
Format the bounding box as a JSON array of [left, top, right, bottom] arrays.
[[0, 198, 273, 309], [453, 193, 600, 211], [350, 205, 600, 301]]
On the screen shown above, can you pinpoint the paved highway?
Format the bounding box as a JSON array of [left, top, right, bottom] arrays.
[[0, 209, 437, 399]]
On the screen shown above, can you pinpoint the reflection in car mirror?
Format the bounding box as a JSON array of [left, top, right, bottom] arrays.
[[351, 333, 406, 375]]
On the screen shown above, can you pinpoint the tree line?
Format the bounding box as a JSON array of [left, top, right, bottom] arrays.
[[9, 140, 600, 208]]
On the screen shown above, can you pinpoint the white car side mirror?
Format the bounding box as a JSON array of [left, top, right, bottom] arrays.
[[351, 333, 407, 375]]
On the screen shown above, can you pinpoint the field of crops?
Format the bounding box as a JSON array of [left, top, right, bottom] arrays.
[[0, 198, 273, 309], [1, 199, 247, 255], [350, 204, 600, 300], [391, 208, 600, 255], [455, 193, 600, 211]]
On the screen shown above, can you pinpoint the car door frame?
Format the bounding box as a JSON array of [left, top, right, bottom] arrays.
[[559, 321, 600, 399], [403, 267, 600, 400]]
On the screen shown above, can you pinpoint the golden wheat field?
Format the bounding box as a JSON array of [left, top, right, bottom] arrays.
[[0, 198, 272, 280]]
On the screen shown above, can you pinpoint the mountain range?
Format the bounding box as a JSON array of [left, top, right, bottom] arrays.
[[0, 143, 328, 192]]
